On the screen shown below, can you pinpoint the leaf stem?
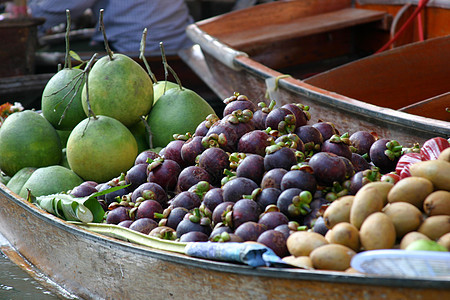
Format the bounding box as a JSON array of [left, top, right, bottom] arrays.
[[159, 42, 183, 90], [140, 115, 154, 149], [139, 28, 157, 83], [83, 53, 98, 120], [64, 10, 71, 69], [99, 9, 114, 61]]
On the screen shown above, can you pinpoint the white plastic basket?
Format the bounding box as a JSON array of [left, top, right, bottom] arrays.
[[351, 249, 450, 278]]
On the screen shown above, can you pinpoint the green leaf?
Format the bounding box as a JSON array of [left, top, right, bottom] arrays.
[[69, 50, 82, 62], [81, 197, 104, 223], [53, 197, 66, 219], [0, 172, 11, 185], [60, 198, 82, 222], [75, 203, 94, 223], [36, 196, 57, 215], [90, 184, 129, 198], [31, 185, 127, 223]]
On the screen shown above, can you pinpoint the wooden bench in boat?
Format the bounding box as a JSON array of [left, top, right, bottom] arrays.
[[398, 92, 450, 122], [304, 35, 450, 118], [217, 7, 389, 49]]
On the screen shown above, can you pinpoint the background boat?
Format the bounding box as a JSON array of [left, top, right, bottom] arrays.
[[0, 52, 225, 114], [181, 0, 450, 146], [0, 0, 239, 114]]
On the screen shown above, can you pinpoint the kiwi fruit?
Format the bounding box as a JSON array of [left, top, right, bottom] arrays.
[[286, 231, 328, 257], [323, 195, 354, 229], [383, 202, 423, 238], [418, 215, 450, 240], [326, 222, 360, 252], [423, 190, 450, 216], [437, 232, 450, 251], [350, 186, 384, 229], [282, 255, 314, 269], [310, 244, 356, 271], [387, 176, 434, 208], [360, 212, 396, 250], [409, 160, 450, 191], [400, 231, 430, 249]]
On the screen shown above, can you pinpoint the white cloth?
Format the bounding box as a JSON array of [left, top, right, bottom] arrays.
[[28, 0, 194, 52]]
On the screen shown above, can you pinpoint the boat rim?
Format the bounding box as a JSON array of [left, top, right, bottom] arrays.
[[185, 23, 449, 137], [234, 54, 450, 137], [1, 183, 449, 290]]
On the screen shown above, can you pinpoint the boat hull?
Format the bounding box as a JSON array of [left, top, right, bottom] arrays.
[[187, 47, 449, 146], [182, 0, 450, 146], [1, 184, 450, 299]]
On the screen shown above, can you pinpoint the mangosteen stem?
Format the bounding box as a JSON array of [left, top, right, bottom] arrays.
[[269, 100, 276, 110], [159, 42, 183, 90], [64, 10, 72, 69], [139, 28, 157, 84], [99, 9, 114, 61], [275, 74, 291, 90]]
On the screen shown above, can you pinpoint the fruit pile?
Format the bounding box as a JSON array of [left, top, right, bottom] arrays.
[[0, 10, 449, 273], [0, 10, 215, 197], [68, 93, 449, 271], [1, 83, 449, 272]]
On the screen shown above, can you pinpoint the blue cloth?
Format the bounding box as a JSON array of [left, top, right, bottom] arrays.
[[185, 242, 289, 268], [28, 0, 194, 52]]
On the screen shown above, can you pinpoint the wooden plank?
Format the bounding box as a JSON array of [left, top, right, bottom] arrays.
[[355, 2, 450, 41], [398, 92, 450, 122], [219, 8, 388, 48], [178, 45, 230, 101], [197, 0, 353, 37]]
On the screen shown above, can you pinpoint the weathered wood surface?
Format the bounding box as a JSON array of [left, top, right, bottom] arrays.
[[1, 183, 449, 300], [398, 92, 450, 122], [0, 18, 45, 78], [213, 8, 388, 49]]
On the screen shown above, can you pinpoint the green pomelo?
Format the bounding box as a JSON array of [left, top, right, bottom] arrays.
[[147, 87, 215, 148], [405, 239, 448, 252], [128, 120, 150, 154], [60, 148, 70, 169], [81, 53, 153, 127], [57, 129, 71, 147], [6, 167, 36, 194], [66, 115, 138, 183], [42, 68, 87, 131], [153, 81, 178, 105], [0, 110, 62, 176], [19, 165, 83, 198]]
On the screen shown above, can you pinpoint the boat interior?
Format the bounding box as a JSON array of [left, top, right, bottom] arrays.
[[194, 0, 450, 121]]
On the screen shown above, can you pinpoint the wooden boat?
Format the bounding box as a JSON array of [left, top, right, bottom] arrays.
[[1, 183, 450, 299], [1, 2, 449, 298], [181, 0, 450, 146]]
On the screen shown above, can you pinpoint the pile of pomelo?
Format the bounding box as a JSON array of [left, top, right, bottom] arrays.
[[0, 20, 215, 198]]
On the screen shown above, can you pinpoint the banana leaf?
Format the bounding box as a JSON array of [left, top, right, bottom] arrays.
[[0, 171, 11, 185], [27, 185, 128, 223]]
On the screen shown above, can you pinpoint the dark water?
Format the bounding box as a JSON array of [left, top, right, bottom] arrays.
[[0, 252, 59, 300], [0, 231, 78, 300]]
